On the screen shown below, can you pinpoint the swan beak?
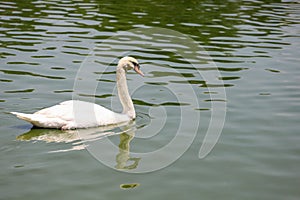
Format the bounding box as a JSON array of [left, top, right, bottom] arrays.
[[134, 65, 144, 77]]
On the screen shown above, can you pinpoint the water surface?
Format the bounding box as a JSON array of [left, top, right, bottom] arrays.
[[1, 0, 300, 199]]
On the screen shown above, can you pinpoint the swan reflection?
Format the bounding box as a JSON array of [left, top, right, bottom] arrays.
[[16, 121, 140, 170], [115, 130, 141, 170]]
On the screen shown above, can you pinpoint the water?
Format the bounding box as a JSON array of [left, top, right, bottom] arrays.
[[1, 0, 300, 199]]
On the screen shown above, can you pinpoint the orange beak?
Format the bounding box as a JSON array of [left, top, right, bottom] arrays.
[[134, 65, 144, 77]]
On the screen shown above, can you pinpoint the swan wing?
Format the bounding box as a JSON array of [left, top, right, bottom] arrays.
[[34, 100, 79, 121], [12, 100, 130, 129]]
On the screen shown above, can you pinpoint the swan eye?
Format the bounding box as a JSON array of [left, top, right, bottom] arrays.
[[130, 61, 139, 69]]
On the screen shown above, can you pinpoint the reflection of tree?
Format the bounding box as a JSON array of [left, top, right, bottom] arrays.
[[4, 0, 295, 62], [96, 0, 293, 50], [115, 131, 141, 170]]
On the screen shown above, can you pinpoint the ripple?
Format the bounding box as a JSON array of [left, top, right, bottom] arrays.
[[43, 47, 57, 50], [181, 22, 202, 27], [96, 78, 115, 83], [61, 51, 89, 56], [160, 102, 189, 106], [51, 67, 65, 70], [259, 92, 271, 96], [136, 112, 151, 129], [78, 93, 114, 99], [6, 46, 39, 52], [46, 30, 90, 35], [0, 70, 66, 80], [7, 61, 40, 65], [133, 99, 156, 107], [150, 71, 195, 78], [265, 68, 281, 73], [5, 88, 34, 93], [204, 99, 227, 102], [169, 80, 205, 85], [200, 83, 234, 88], [218, 76, 240, 81], [120, 183, 140, 190], [31, 55, 55, 59], [198, 67, 249, 72], [53, 90, 73, 93], [195, 108, 210, 111], [0, 52, 16, 58], [133, 99, 189, 107], [145, 82, 168, 86], [0, 79, 13, 82], [62, 45, 90, 50]]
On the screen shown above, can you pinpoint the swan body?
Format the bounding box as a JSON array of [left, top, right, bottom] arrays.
[[11, 57, 144, 130], [11, 100, 129, 130]]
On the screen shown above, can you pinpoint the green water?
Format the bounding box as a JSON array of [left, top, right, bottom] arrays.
[[1, 0, 300, 199]]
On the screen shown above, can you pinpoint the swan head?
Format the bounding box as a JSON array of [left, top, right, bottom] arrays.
[[118, 56, 144, 76]]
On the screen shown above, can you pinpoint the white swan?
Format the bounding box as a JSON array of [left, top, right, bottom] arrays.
[[11, 56, 144, 130]]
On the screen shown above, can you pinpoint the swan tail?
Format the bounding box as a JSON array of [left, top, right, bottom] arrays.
[[10, 112, 41, 125], [11, 112, 69, 129]]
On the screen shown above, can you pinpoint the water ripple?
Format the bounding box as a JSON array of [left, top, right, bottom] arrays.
[[4, 88, 34, 93], [0, 69, 66, 80]]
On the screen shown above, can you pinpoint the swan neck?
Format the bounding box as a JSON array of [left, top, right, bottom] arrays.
[[116, 67, 135, 119]]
